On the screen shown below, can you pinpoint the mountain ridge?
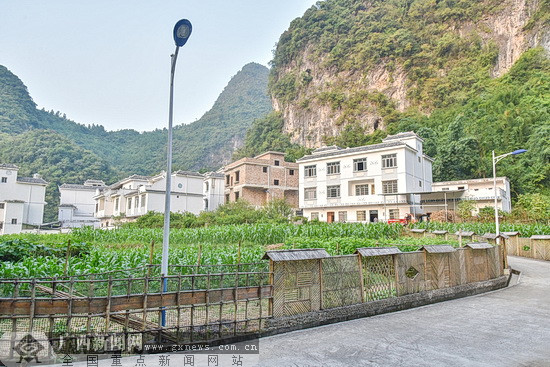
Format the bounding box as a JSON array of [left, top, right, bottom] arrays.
[[0, 62, 272, 221]]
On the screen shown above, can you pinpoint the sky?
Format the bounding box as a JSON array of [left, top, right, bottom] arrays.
[[0, 1, 314, 131]]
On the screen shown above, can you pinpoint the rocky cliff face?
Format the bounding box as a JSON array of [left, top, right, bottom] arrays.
[[270, 0, 549, 148]]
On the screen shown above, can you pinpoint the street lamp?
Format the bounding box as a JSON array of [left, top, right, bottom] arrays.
[[161, 19, 192, 326], [492, 149, 526, 242]]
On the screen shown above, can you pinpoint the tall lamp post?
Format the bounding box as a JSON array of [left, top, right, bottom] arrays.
[[492, 149, 526, 243], [161, 19, 192, 326]]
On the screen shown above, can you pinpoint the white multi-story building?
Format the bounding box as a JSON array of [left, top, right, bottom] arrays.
[[93, 171, 205, 227], [202, 172, 225, 211], [297, 132, 433, 223], [58, 180, 106, 228], [0, 163, 48, 234], [420, 177, 512, 215]]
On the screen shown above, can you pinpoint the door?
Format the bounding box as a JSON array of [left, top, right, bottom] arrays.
[[369, 210, 378, 223], [327, 212, 335, 223]]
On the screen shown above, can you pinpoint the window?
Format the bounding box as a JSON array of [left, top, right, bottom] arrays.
[[1, 177, 6, 183], [382, 180, 398, 194], [289, 169, 295, 175], [419, 181, 422, 187], [0, 203, 4, 209], [418, 156, 421, 163], [310, 212, 319, 220], [327, 162, 340, 175], [274, 160, 280, 166], [371, 184, 375, 195], [225, 194, 230, 202], [441, 188, 450, 191], [355, 184, 369, 196], [134, 197, 139, 208], [382, 154, 397, 169], [11, 218, 17, 225], [356, 210, 366, 221], [263, 167, 267, 173], [115, 198, 120, 211], [274, 179, 279, 186], [304, 165, 316, 178], [338, 211, 347, 222], [226, 175, 230, 185], [235, 192, 240, 201], [304, 187, 317, 200], [205, 182, 209, 192], [353, 158, 367, 172], [140, 194, 146, 208], [327, 185, 340, 198], [389, 209, 399, 220], [95, 203, 98, 212], [458, 186, 465, 190], [235, 171, 240, 183]]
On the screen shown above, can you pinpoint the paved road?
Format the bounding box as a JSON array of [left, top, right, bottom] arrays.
[[256, 256, 550, 367], [65, 256, 550, 367]]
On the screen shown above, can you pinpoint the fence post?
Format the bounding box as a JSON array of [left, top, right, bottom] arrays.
[[357, 254, 365, 303], [64, 240, 72, 277]]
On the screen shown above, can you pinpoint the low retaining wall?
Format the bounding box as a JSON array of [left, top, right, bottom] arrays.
[[263, 274, 509, 336]]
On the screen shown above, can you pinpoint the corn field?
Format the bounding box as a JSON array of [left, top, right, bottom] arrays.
[[70, 223, 404, 246]]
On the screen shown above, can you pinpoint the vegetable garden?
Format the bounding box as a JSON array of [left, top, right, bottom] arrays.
[[0, 222, 548, 281]]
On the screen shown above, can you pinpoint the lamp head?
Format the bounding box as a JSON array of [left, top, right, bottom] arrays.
[[511, 149, 527, 155], [173, 19, 192, 47]]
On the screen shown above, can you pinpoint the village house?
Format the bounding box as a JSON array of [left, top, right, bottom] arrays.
[[297, 132, 434, 223], [203, 171, 225, 211], [93, 170, 223, 227], [420, 177, 512, 216], [0, 163, 48, 234], [58, 180, 106, 228], [223, 151, 299, 207]]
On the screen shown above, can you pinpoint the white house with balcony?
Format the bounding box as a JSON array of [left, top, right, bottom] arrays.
[[297, 132, 434, 223], [58, 180, 106, 228], [93, 171, 205, 227], [420, 177, 512, 215], [0, 163, 48, 234], [203, 172, 225, 211]]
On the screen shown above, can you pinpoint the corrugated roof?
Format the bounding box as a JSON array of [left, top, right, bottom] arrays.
[[432, 230, 448, 235], [312, 145, 342, 154], [502, 231, 520, 236], [0, 163, 19, 169], [421, 245, 456, 253], [17, 176, 48, 185], [482, 233, 509, 240], [174, 170, 204, 178], [60, 183, 105, 190], [531, 235, 550, 240], [382, 131, 422, 142], [456, 230, 475, 237], [411, 228, 427, 233], [296, 141, 408, 162], [262, 249, 329, 261], [465, 242, 493, 250], [204, 172, 225, 178], [356, 247, 402, 256]]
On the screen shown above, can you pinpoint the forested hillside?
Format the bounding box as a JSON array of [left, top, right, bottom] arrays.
[[260, 0, 549, 198], [0, 63, 271, 220]]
